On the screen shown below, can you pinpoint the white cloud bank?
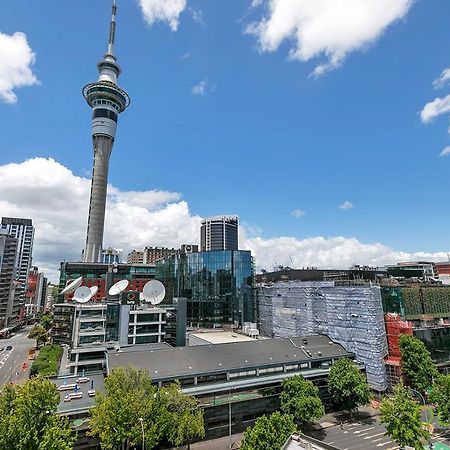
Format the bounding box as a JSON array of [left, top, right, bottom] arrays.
[[0, 158, 447, 281], [246, 0, 413, 76], [0, 31, 38, 103], [139, 0, 187, 31], [434, 68, 450, 90], [191, 80, 215, 96], [420, 94, 450, 125], [339, 201, 354, 210]]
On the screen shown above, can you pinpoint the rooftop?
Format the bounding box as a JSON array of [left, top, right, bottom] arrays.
[[107, 335, 352, 380], [189, 331, 257, 344]]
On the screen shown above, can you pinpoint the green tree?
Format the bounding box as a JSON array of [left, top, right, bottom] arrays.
[[429, 374, 450, 425], [29, 324, 48, 347], [89, 366, 168, 450], [400, 334, 438, 393], [162, 381, 205, 449], [280, 375, 324, 423], [38, 415, 76, 450], [380, 383, 429, 450], [40, 313, 53, 331], [240, 412, 296, 450], [0, 377, 75, 450], [328, 358, 371, 415]]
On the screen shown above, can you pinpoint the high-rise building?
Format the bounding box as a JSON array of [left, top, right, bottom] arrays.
[[1, 217, 35, 300], [82, 1, 130, 262], [0, 229, 19, 328], [143, 247, 178, 264], [200, 215, 239, 251], [102, 247, 122, 264], [155, 250, 254, 328]]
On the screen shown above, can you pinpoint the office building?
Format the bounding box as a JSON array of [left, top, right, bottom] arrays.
[[156, 250, 254, 328], [26, 266, 48, 316], [0, 230, 19, 329], [143, 246, 179, 264], [200, 215, 238, 251], [1, 217, 35, 301], [82, 1, 130, 262], [101, 247, 122, 264], [126, 250, 144, 264], [386, 261, 435, 280]]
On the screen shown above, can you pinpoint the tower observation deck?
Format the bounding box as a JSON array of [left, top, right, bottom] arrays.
[[82, 0, 130, 262]]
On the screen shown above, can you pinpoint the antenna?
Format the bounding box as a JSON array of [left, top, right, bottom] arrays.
[[108, 279, 129, 296], [142, 280, 165, 305], [90, 286, 99, 299], [73, 286, 94, 304], [108, 0, 118, 54], [60, 276, 83, 295]]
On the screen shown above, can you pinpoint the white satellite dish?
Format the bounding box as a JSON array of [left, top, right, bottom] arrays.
[[108, 279, 129, 296], [142, 280, 165, 305], [73, 286, 94, 304], [139, 292, 144, 302], [90, 286, 98, 298], [60, 276, 83, 295]]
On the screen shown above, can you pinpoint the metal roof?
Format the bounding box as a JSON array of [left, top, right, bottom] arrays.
[[107, 335, 353, 381]]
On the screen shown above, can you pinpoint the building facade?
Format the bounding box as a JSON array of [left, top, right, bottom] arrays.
[[126, 250, 144, 265], [0, 230, 19, 329], [144, 246, 179, 264], [156, 250, 254, 328], [200, 216, 239, 251], [1, 217, 34, 302]]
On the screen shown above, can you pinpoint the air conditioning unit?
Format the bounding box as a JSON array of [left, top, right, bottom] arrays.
[[120, 291, 140, 305]]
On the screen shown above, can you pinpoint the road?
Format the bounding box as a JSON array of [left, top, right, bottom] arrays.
[[0, 326, 35, 389]]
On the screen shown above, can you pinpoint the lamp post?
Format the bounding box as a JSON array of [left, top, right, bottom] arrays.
[[409, 388, 433, 449], [228, 388, 232, 449], [139, 418, 145, 450]]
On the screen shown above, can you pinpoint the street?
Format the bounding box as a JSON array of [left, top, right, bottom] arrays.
[[0, 326, 35, 389]]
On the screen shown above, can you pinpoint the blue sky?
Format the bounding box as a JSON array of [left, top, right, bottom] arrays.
[[1, 0, 450, 279]]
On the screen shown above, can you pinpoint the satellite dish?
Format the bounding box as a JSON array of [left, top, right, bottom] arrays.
[[143, 280, 165, 305], [73, 286, 94, 304], [139, 292, 144, 302], [90, 286, 98, 298], [60, 276, 83, 295], [108, 279, 129, 296]]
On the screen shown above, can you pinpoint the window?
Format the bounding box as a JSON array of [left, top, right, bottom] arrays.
[[93, 108, 118, 122]]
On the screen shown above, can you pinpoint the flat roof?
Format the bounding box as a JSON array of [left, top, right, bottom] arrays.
[[190, 331, 256, 344], [54, 374, 105, 415], [107, 335, 352, 381]]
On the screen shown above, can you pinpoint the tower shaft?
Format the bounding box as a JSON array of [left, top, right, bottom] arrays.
[[82, 0, 130, 262]]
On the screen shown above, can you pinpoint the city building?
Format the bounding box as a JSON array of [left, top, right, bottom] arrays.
[[126, 250, 144, 265], [257, 280, 388, 391], [101, 247, 122, 264], [144, 246, 179, 264], [82, 1, 130, 262], [156, 250, 255, 328], [25, 266, 47, 317], [385, 261, 435, 280], [0, 230, 19, 329], [200, 215, 239, 251], [1, 217, 35, 301], [188, 330, 257, 346], [58, 261, 155, 302]]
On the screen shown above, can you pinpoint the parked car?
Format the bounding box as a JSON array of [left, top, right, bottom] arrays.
[[6, 345, 12, 351]]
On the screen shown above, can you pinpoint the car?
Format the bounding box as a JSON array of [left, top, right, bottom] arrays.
[[6, 345, 12, 351]]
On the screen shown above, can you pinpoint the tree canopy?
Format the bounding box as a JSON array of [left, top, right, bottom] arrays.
[[328, 358, 371, 414], [280, 375, 324, 423], [240, 412, 296, 450], [429, 374, 450, 426], [29, 324, 48, 347], [89, 366, 204, 450], [400, 334, 438, 393], [40, 313, 54, 331], [380, 383, 429, 450], [0, 377, 76, 450]]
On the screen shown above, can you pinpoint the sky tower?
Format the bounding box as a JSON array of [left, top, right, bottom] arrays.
[[82, 0, 130, 262]]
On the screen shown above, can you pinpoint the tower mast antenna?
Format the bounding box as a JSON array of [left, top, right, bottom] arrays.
[[108, 0, 118, 54]]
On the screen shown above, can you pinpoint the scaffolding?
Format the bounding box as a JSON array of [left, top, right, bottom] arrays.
[[257, 281, 388, 391]]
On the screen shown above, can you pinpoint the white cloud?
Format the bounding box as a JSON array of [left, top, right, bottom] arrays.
[[434, 68, 450, 90], [439, 146, 450, 157], [291, 208, 306, 218], [0, 31, 38, 103], [420, 94, 450, 125], [192, 79, 215, 96], [1, 158, 448, 282], [190, 8, 205, 26], [338, 200, 354, 210], [139, 0, 187, 31], [182, 51, 192, 59], [246, 0, 413, 76]]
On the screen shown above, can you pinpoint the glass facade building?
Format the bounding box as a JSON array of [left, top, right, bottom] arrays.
[[156, 250, 254, 328], [200, 216, 239, 251]]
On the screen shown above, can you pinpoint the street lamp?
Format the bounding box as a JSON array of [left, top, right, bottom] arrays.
[[139, 417, 145, 450], [409, 388, 433, 450]]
